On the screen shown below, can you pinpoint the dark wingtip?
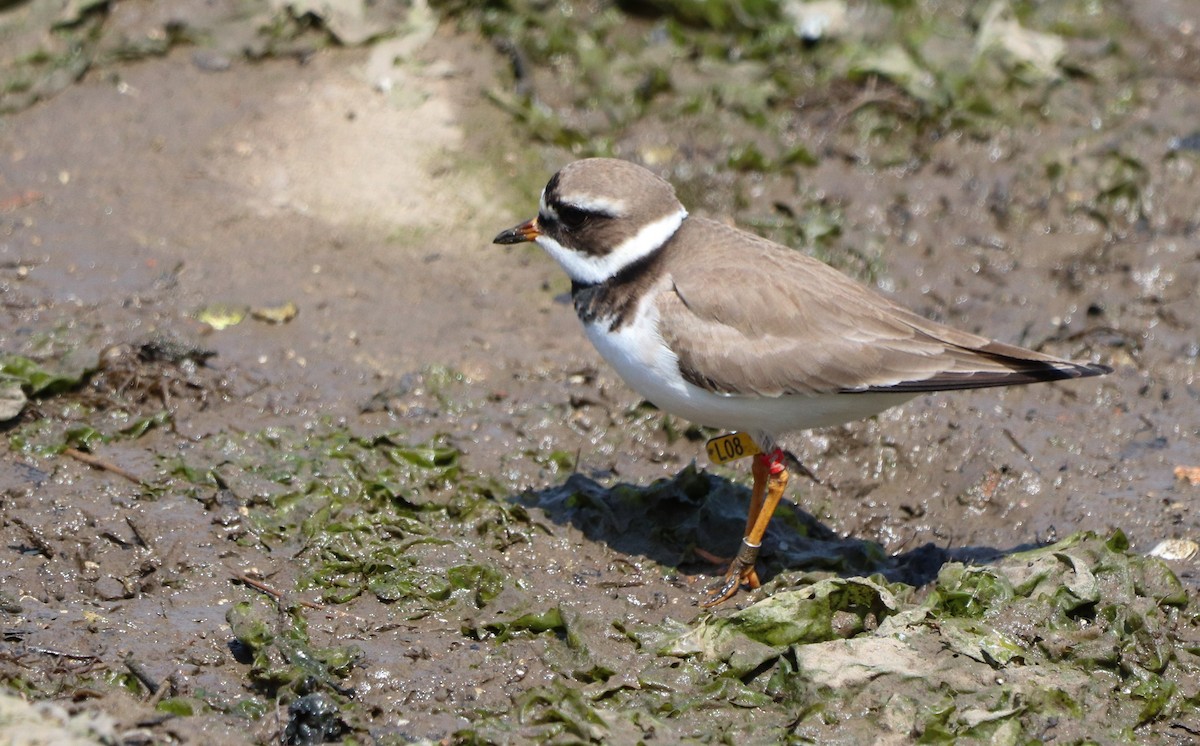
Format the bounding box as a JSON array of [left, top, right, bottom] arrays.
[[859, 358, 1112, 394], [1080, 362, 1114, 377]]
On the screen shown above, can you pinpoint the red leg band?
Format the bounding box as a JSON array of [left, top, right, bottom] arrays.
[[756, 448, 788, 476]]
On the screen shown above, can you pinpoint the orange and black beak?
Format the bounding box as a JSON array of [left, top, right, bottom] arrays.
[[493, 218, 540, 245]]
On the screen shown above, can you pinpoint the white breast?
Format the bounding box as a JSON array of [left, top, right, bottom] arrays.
[[582, 293, 916, 437]]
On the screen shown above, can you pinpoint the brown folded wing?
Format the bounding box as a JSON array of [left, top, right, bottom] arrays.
[[657, 218, 1108, 398]]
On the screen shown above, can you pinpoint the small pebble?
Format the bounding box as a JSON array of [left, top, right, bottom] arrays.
[[192, 49, 232, 72]]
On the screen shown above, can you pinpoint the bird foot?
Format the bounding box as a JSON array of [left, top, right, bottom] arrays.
[[699, 540, 761, 607]]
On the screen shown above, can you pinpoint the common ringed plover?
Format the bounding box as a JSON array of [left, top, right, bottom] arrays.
[[494, 158, 1111, 606]]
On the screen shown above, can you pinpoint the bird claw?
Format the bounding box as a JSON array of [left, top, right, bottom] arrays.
[[700, 556, 761, 607]]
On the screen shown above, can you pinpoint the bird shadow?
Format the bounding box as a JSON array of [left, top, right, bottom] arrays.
[[512, 463, 1045, 591]]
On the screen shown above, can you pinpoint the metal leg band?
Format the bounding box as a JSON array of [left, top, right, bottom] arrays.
[[736, 539, 761, 566]]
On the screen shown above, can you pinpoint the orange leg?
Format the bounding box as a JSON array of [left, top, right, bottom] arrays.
[[702, 449, 790, 607], [694, 457, 767, 567]]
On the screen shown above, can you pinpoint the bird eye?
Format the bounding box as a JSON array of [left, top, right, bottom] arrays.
[[556, 204, 590, 231]]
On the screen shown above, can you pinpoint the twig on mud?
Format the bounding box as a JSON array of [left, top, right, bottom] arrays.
[[232, 573, 326, 612], [889, 529, 917, 556], [834, 76, 918, 126], [24, 646, 99, 662], [62, 447, 147, 487], [145, 673, 178, 708], [159, 377, 174, 415], [124, 657, 162, 696], [125, 516, 152, 549], [5, 644, 104, 675], [0, 189, 44, 212], [10, 517, 54, 558], [1002, 428, 1032, 459]]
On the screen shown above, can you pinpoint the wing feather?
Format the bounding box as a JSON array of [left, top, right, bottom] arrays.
[[656, 218, 1109, 398]]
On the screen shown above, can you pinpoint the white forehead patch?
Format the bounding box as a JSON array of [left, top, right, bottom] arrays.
[[538, 188, 558, 221], [535, 207, 687, 285]]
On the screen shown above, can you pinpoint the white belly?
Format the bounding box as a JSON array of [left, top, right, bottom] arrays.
[[582, 303, 915, 436]]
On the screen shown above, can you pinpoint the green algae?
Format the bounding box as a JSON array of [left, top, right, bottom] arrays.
[[226, 598, 362, 697], [453, 531, 1199, 744], [0, 353, 95, 397], [8, 400, 171, 460], [0, 3, 1190, 743], [5, 266, 1192, 746], [165, 425, 524, 610], [458, 0, 1099, 168]]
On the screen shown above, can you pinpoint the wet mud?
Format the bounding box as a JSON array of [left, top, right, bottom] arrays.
[[1, 0, 1199, 743]]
